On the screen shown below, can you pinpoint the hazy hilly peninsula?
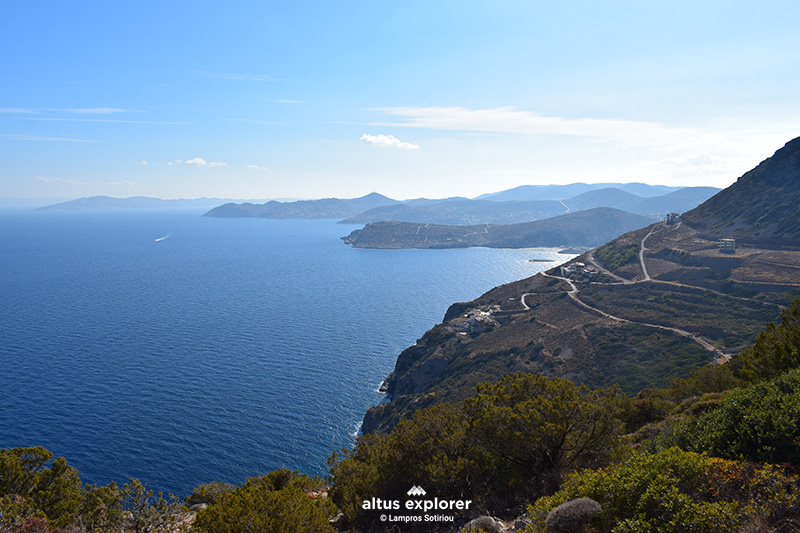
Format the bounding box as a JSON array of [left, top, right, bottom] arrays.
[[337, 198, 568, 225], [35, 196, 254, 210], [202, 192, 398, 218], [362, 136, 800, 434], [341, 207, 653, 249]]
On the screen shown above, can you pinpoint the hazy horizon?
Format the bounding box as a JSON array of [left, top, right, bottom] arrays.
[[0, 179, 720, 210]]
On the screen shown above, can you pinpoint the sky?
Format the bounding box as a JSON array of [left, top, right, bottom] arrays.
[[2, 0, 800, 201]]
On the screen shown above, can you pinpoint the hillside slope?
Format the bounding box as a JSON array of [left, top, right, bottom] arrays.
[[363, 136, 800, 434], [682, 136, 800, 246]]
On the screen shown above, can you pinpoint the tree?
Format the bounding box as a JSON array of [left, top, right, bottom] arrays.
[[329, 373, 625, 528], [329, 402, 475, 525], [464, 373, 624, 500], [120, 479, 184, 533], [0, 447, 82, 528]]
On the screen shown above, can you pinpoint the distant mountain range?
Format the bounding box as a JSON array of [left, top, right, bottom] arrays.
[[202, 184, 720, 226], [339, 186, 719, 226], [341, 208, 653, 249], [475, 182, 683, 201]]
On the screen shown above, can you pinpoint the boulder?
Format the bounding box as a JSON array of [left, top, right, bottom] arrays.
[[544, 497, 601, 533], [462, 515, 507, 532]]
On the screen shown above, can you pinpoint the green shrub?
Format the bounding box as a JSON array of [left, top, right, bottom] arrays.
[[120, 478, 184, 533], [596, 242, 639, 271], [526, 448, 800, 533], [659, 368, 800, 465], [193, 469, 335, 533], [733, 298, 800, 382], [185, 481, 237, 506], [0, 447, 82, 529]]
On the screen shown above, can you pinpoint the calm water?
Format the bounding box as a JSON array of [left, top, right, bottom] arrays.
[[0, 208, 570, 495]]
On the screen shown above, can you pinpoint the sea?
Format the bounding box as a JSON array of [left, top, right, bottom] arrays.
[[0, 208, 572, 495]]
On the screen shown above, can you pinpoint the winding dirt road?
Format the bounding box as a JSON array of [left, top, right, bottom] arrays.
[[532, 222, 736, 362]]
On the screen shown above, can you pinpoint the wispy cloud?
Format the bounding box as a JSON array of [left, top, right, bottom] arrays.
[[21, 117, 185, 125], [35, 176, 91, 186], [638, 151, 734, 176], [223, 118, 284, 125], [361, 133, 421, 150], [1, 133, 98, 142], [62, 108, 127, 114], [136, 160, 149, 166], [0, 108, 40, 114], [199, 72, 286, 82], [371, 106, 690, 146], [2, 107, 126, 114], [246, 164, 268, 171], [184, 157, 227, 168]]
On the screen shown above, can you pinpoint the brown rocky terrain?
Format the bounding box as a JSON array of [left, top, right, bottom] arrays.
[[363, 137, 800, 434]]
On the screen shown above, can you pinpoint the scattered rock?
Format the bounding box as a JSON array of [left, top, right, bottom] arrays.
[[514, 518, 532, 531], [462, 515, 507, 532], [544, 497, 601, 533]]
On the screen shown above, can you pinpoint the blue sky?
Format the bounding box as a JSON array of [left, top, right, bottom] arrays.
[[2, 1, 799, 200]]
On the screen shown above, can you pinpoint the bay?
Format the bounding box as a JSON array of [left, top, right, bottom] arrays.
[[0, 208, 571, 495]]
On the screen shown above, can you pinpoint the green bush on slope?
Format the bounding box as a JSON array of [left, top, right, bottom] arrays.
[[193, 469, 335, 533], [0, 447, 92, 530], [526, 447, 800, 533], [329, 373, 624, 529], [657, 367, 800, 465]]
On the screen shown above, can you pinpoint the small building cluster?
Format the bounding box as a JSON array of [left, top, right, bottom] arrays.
[[718, 238, 736, 253], [665, 212, 681, 224], [451, 307, 500, 335], [561, 262, 598, 281]]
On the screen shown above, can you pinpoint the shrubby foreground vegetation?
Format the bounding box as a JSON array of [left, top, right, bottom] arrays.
[[2, 299, 799, 532]]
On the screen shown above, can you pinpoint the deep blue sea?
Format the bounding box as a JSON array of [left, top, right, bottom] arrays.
[[0, 208, 571, 495]]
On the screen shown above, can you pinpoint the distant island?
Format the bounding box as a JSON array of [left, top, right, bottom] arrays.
[[341, 207, 654, 249], [202, 192, 399, 219], [35, 196, 269, 211]]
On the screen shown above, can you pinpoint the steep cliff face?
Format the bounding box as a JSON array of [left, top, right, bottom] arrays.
[[363, 136, 800, 434]]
